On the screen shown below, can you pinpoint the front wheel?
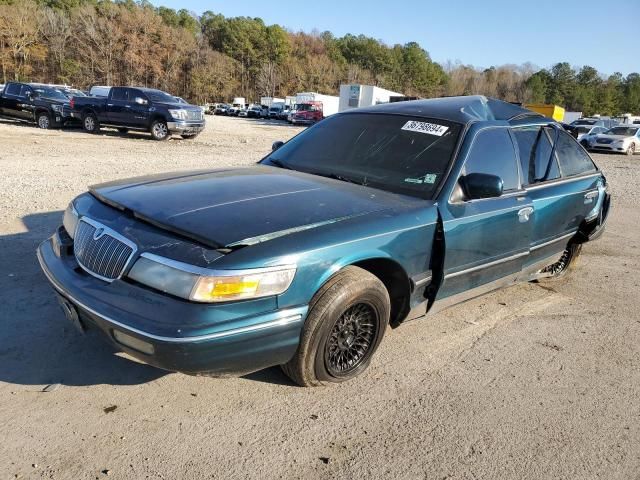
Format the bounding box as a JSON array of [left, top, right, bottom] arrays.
[[281, 266, 390, 387], [82, 113, 100, 134], [150, 120, 169, 141], [36, 112, 51, 129]]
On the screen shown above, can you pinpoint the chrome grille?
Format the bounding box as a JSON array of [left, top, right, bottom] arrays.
[[186, 110, 203, 121], [73, 219, 135, 281]]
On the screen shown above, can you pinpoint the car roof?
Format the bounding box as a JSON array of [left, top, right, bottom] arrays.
[[345, 95, 543, 125]]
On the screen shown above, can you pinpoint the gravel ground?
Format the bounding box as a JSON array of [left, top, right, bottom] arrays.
[[0, 116, 638, 480]]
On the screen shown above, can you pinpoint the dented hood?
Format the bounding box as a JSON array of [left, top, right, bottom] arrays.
[[90, 166, 409, 248]]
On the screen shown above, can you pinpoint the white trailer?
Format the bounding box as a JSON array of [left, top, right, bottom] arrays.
[[338, 84, 402, 112], [260, 97, 284, 107], [295, 92, 340, 117]]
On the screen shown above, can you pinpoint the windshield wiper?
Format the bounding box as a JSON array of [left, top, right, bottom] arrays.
[[268, 158, 292, 170], [315, 172, 366, 186]]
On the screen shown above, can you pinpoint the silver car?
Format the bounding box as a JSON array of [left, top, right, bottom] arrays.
[[588, 125, 640, 155]]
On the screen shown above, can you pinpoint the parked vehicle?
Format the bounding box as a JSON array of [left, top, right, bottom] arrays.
[[247, 105, 263, 118], [238, 108, 248, 117], [268, 103, 284, 119], [291, 92, 340, 125], [567, 124, 609, 147], [37, 96, 610, 386], [588, 125, 640, 155], [571, 117, 618, 129], [89, 86, 111, 97], [339, 84, 402, 112], [214, 104, 230, 115], [70, 86, 205, 140], [0, 82, 73, 129]]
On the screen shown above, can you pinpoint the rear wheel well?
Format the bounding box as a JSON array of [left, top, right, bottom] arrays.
[[352, 258, 411, 327]]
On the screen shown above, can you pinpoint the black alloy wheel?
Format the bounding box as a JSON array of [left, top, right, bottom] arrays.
[[324, 302, 378, 377]]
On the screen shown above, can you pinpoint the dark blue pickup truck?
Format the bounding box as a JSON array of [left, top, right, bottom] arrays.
[[70, 86, 205, 140]]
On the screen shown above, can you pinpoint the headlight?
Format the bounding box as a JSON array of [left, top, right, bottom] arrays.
[[52, 104, 63, 113], [168, 109, 187, 120], [127, 253, 296, 303], [62, 202, 79, 238]]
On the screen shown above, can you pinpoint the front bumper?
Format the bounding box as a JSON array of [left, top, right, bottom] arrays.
[[590, 143, 626, 152], [37, 232, 306, 376], [166, 120, 205, 135]]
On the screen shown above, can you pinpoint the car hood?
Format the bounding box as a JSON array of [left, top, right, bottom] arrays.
[[90, 166, 415, 248], [154, 101, 201, 110]]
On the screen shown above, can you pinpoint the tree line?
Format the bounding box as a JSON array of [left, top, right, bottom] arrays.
[[0, 0, 638, 116]]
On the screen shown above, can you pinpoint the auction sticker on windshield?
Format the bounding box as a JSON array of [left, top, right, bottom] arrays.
[[401, 121, 449, 136]]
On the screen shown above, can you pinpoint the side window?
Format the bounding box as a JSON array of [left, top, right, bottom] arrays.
[[462, 128, 520, 192], [20, 85, 32, 98], [555, 131, 597, 177], [5, 83, 22, 96], [513, 126, 560, 185], [111, 88, 129, 101]]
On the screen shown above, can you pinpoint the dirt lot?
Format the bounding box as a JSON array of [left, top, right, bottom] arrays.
[[0, 116, 638, 480]]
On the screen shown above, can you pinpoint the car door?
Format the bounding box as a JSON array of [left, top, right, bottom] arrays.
[[17, 84, 36, 121], [106, 87, 130, 124], [436, 127, 532, 304], [0, 83, 23, 118], [128, 89, 150, 128], [515, 125, 600, 270]]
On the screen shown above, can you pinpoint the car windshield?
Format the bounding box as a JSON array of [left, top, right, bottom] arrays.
[[576, 126, 592, 134], [573, 119, 597, 126], [144, 89, 178, 103], [33, 87, 68, 101], [606, 127, 638, 136], [262, 113, 462, 200]]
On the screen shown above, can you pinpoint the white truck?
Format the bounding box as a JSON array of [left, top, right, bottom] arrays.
[[338, 84, 402, 112]]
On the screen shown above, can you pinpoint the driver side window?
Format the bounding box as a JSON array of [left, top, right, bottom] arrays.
[[462, 128, 520, 192]]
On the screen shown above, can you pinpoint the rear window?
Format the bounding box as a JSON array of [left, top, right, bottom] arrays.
[[555, 131, 597, 177]]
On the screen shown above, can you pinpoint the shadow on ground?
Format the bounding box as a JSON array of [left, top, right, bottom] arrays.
[[0, 210, 296, 388], [0, 211, 164, 387]]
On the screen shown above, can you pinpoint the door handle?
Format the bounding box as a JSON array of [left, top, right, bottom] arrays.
[[107, 103, 114, 107], [517, 207, 534, 223], [584, 191, 598, 204], [125, 105, 131, 108]]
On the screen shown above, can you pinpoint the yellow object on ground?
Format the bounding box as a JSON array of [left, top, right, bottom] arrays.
[[524, 104, 565, 122]]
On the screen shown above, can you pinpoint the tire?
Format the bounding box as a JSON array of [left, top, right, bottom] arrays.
[[82, 112, 99, 134], [36, 111, 51, 129], [536, 243, 582, 283], [281, 266, 390, 387], [181, 134, 199, 139], [627, 144, 636, 156], [150, 119, 169, 141], [117, 128, 128, 134]]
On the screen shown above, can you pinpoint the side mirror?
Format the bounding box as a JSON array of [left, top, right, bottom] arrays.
[[272, 141, 284, 151], [134, 97, 147, 105], [459, 173, 503, 200]]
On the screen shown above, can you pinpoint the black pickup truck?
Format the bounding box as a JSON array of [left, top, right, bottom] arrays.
[[0, 82, 74, 129], [70, 87, 205, 140]]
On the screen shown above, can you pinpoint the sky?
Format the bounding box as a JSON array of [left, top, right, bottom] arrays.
[[149, 0, 639, 77]]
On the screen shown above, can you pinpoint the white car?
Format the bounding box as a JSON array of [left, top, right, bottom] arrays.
[[589, 125, 640, 155], [573, 125, 609, 147]]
